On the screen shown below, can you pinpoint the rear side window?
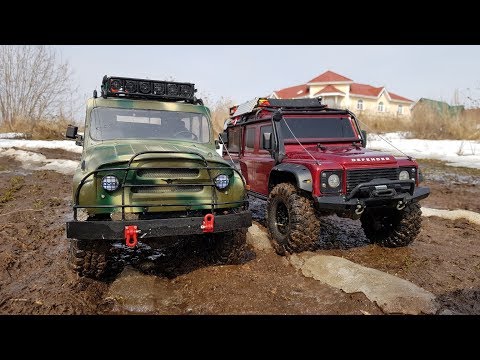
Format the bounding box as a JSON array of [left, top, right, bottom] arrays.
[[260, 125, 273, 150], [227, 127, 241, 153], [245, 127, 255, 151], [260, 125, 272, 138]]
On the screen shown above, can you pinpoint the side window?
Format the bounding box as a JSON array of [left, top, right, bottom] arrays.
[[201, 117, 210, 139], [260, 125, 273, 152], [397, 104, 403, 115], [377, 101, 384, 112], [245, 127, 255, 152], [227, 127, 241, 153], [357, 99, 363, 110]]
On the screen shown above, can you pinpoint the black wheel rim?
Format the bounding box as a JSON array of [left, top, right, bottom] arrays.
[[275, 201, 290, 235]]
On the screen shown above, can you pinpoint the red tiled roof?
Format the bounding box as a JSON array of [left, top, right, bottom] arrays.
[[273, 83, 308, 99], [313, 85, 345, 96], [350, 83, 383, 97], [389, 92, 413, 102], [350, 83, 413, 102], [308, 70, 353, 84], [274, 77, 413, 103], [350, 83, 384, 97]]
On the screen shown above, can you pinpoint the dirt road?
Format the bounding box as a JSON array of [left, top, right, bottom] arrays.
[[0, 149, 479, 314]]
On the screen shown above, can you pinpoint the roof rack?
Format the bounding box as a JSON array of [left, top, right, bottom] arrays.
[[229, 97, 327, 118], [100, 75, 197, 103]]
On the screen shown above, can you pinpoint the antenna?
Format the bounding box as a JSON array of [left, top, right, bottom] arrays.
[[356, 118, 413, 160]]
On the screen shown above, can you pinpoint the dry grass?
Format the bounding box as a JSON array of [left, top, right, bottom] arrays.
[[409, 106, 480, 140], [356, 113, 410, 134], [0, 117, 75, 140], [0, 176, 25, 205], [357, 108, 480, 140]]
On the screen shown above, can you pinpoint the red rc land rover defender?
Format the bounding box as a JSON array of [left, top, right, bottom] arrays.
[[221, 98, 430, 255]]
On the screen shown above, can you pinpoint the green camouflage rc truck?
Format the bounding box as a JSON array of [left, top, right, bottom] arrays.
[[65, 75, 251, 279]]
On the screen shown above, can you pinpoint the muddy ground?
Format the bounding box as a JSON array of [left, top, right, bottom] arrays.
[[0, 150, 479, 314]]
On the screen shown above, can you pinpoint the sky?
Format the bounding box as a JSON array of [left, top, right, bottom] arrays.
[[56, 45, 480, 120]]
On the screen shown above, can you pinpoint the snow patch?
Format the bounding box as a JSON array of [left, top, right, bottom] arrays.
[[0, 132, 27, 139], [367, 132, 480, 169], [39, 159, 79, 175], [289, 253, 437, 314], [1, 148, 79, 175], [0, 139, 82, 153], [421, 207, 480, 226]]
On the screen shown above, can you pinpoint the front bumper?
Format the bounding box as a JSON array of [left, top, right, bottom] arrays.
[[316, 179, 430, 211], [66, 211, 252, 241]]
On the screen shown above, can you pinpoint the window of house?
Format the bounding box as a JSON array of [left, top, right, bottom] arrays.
[[357, 99, 363, 110], [245, 127, 255, 151], [377, 102, 384, 112], [397, 104, 403, 115]]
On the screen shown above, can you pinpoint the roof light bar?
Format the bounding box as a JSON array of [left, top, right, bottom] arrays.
[[101, 75, 197, 102], [229, 97, 326, 118]]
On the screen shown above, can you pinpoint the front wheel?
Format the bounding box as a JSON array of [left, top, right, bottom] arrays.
[[266, 183, 320, 255], [360, 202, 422, 247], [68, 239, 112, 280], [206, 228, 248, 264]]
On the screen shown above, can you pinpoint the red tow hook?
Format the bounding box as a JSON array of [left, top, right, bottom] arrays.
[[201, 214, 214, 233], [124, 225, 140, 248]]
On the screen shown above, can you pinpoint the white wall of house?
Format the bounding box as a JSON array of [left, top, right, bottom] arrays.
[[309, 86, 412, 118], [278, 78, 413, 119], [349, 94, 411, 117], [308, 83, 351, 98]]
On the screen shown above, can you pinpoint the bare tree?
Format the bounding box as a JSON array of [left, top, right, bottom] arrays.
[[0, 45, 76, 130], [201, 93, 234, 136]]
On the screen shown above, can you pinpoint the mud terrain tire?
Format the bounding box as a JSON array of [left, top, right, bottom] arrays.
[[68, 239, 112, 279], [207, 228, 248, 265], [267, 183, 320, 255], [361, 202, 422, 247]]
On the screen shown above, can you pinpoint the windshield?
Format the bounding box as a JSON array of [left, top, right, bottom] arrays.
[[281, 117, 356, 142], [90, 107, 210, 143]]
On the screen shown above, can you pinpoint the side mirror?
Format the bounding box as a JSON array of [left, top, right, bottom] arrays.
[[219, 131, 228, 145], [272, 110, 283, 122], [361, 130, 367, 148], [66, 125, 78, 139], [263, 132, 273, 150], [75, 134, 84, 147]]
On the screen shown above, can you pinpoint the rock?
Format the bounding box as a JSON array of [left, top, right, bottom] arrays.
[[421, 207, 480, 226], [289, 253, 438, 315], [246, 223, 273, 252]]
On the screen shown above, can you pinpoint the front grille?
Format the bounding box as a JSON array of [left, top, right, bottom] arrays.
[[137, 169, 199, 178], [131, 185, 203, 193], [346, 168, 398, 193]]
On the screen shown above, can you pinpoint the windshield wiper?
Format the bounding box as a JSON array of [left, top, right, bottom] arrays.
[[352, 140, 362, 149], [317, 143, 326, 150]]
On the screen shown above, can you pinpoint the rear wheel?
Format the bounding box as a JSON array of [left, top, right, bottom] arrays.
[[266, 183, 320, 255], [360, 202, 422, 247], [68, 239, 112, 280]]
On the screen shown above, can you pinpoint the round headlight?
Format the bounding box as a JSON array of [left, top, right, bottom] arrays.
[[101, 175, 120, 192], [399, 170, 410, 181], [214, 174, 230, 190], [327, 174, 340, 188]]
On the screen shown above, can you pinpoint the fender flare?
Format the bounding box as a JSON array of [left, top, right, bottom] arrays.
[[269, 163, 313, 192]]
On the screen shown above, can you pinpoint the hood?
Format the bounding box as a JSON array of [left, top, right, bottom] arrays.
[[83, 139, 227, 171], [286, 144, 397, 166]]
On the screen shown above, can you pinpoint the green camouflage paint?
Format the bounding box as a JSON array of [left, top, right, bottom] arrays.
[[73, 97, 246, 215]]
